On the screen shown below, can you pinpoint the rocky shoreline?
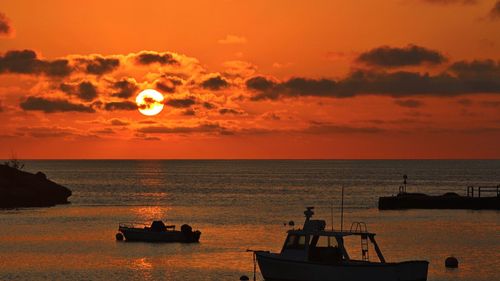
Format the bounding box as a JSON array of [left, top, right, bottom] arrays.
[[0, 164, 72, 208]]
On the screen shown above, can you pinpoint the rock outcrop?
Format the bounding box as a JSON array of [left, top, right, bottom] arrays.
[[0, 164, 72, 208]]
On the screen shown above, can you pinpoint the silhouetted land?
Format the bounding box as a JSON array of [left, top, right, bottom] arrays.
[[0, 164, 71, 208], [379, 192, 500, 210]]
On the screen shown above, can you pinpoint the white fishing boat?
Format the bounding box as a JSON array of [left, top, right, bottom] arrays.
[[117, 220, 201, 243], [253, 207, 428, 281]]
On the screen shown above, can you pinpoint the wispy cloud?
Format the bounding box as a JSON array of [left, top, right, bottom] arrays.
[[0, 12, 13, 37], [218, 34, 247, 44]]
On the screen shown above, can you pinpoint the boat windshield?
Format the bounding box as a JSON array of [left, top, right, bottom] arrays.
[[284, 234, 306, 250], [308, 235, 343, 263]]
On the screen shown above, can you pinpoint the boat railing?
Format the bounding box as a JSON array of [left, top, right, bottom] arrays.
[[119, 222, 177, 230], [119, 222, 150, 228], [466, 185, 500, 198], [349, 222, 368, 234]]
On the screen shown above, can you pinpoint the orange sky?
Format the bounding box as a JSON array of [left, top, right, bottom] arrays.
[[0, 0, 499, 159]]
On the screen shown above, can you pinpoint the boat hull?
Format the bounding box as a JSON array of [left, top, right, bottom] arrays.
[[119, 227, 201, 243], [256, 252, 428, 281]]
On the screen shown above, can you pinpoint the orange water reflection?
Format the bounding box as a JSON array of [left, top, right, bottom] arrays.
[[133, 206, 171, 221], [0, 206, 498, 281]]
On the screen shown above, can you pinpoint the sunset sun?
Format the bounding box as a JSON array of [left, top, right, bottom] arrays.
[[135, 89, 164, 116]]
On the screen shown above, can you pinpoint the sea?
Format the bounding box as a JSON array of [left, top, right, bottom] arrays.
[[0, 160, 498, 281]]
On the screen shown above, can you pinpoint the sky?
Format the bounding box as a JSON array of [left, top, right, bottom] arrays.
[[0, 0, 499, 159]]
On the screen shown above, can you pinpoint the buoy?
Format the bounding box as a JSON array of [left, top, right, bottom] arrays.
[[239, 275, 249, 281], [445, 256, 458, 268], [115, 233, 124, 241]]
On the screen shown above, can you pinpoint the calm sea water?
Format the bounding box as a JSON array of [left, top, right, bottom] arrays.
[[0, 160, 498, 281]]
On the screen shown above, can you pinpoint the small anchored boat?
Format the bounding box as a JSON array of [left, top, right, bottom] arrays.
[[117, 220, 201, 243], [253, 207, 428, 281]]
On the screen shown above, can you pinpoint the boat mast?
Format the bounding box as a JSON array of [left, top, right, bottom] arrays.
[[340, 185, 344, 232]]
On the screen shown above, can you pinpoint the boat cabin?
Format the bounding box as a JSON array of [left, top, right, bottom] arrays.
[[280, 207, 386, 264]]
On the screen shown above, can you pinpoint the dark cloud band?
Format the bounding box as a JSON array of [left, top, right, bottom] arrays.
[[20, 96, 95, 113], [357, 45, 446, 67], [0, 50, 72, 77], [247, 60, 500, 100], [103, 101, 137, 111], [165, 97, 196, 108]]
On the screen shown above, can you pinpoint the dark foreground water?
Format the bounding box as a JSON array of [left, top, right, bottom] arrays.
[[0, 160, 498, 281]]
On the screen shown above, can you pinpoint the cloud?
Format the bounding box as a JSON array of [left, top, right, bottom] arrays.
[[155, 76, 183, 93], [60, 81, 98, 101], [0, 50, 72, 77], [183, 108, 197, 116], [246, 76, 278, 91], [357, 118, 426, 125], [77, 56, 120, 75], [0, 12, 13, 37], [20, 96, 95, 113], [136, 96, 163, 111], [165, 97, 196, 108], [137, 123, 226, 134], [247, 76, 337, 100], [200, 75, 229, 90], [91, 128, 115, 135], [217, 35, 247, 44], [135, 135, 162, 141], [109, 118, 130, 126], [222, 60, 257, 77], [490, 1, 500, 19], [17, 126, 77, 138], [449, 59, 500, 79], [420, 0, 477, 4], [202, 101, 216, 109], [261, 111, 282, 121], [134, 51, 177, 65], [394, 99, 424, 108], [103, 101, 137, 111], [138, 120, 158, 124], [219, 108, 244, 115], [111, 78, 139, 99], [304, 122, 385, 134], [357, 45, 446, 67], [247, 60, 500, 100]]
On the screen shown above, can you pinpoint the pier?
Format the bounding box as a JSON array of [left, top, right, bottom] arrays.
[[378, 182, 500, 210]]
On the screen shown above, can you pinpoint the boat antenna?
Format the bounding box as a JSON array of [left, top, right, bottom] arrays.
[[403, 174, 408, 193], [340, 184, 344, 232]]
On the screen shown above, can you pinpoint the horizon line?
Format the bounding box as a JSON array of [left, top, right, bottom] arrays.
[[3, 158, 500, 161]]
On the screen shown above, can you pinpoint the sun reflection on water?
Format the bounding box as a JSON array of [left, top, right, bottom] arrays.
[[131, 257, 154, 280], [133, 206, 171, 221]]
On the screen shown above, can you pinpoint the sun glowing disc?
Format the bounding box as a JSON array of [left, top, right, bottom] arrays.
[[136, 89, 164, 116]]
